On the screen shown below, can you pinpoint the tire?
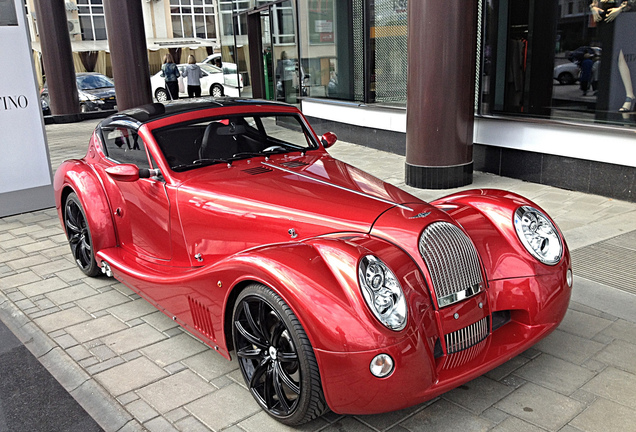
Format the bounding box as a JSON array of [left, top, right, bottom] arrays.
[[155, 88, 169, 102], [232, 283, 328, 425], [558, 72, 575, 85], [64, 193, 100, 277], [210, 84, 224, 97]]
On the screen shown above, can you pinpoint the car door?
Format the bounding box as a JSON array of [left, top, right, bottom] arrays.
[[99, 125, 172, 262]]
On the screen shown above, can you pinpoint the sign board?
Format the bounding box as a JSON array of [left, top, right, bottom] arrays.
[[0, 0, 54, 217]]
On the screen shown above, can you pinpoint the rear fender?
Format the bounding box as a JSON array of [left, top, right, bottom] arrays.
[[54, 160, 117, 255]]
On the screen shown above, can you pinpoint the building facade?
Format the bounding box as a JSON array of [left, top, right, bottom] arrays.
[[26, 0, 636, 201]]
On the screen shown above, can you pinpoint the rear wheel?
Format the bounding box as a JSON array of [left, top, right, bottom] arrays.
[[64, 193, 100, 277], [210, 84, 224, 97], [155, 88, 169, 102], [232, 283, 327, 425], [558, 72, 575, 85]]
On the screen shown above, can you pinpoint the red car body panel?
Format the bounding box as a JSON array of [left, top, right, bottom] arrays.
[[54, 100, 572, 416]]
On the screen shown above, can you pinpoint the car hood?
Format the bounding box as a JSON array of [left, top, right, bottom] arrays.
[[175, 153, 420, 262], [81, 88, 116, 99]]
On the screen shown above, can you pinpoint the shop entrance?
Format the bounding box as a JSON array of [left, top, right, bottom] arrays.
[[229, 1, 301, 104]]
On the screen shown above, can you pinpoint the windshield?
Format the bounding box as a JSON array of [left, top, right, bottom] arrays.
[[200, 64, 222, 74], [76, 74, 114, 90], [152, 113, 319, 172]]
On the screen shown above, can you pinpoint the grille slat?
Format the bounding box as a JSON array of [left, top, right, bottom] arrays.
[[419, 222, 483, 307], [445, 317, 489, 354]]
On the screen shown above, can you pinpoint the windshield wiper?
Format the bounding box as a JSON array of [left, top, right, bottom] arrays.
[[232, 146, 296, 159], [171, 158, 232, 171]]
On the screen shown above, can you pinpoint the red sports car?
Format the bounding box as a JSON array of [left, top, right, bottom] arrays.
[[54, 98, 572, 425]]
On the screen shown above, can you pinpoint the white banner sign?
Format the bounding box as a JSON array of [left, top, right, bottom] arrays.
[[0, 0, 53, 214]]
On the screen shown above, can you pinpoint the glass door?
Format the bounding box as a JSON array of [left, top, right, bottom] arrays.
[[231, 1, 300, 104]]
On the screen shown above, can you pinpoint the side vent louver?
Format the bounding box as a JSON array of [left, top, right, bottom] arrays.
[[242, 166, 273, 175], [279, 161, 308, 168], [188, 296, 215, 338]]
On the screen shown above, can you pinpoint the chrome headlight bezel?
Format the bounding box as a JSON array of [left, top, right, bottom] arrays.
[[514, 206, 563, 265], [358, 255, 407, 331]]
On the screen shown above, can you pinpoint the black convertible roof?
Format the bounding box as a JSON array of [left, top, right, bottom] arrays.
[[99, 97, 291, 130]]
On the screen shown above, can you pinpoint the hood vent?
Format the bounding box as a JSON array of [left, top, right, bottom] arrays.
[[279, 161, 308, 168], [242, 166, 273, 175]]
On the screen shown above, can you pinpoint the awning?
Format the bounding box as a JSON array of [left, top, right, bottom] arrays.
[[31, 38, 218, 53]]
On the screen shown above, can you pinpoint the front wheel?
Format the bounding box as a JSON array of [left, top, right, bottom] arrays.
[[64, 192, 100, 277], [558, 72, 575, 85], [210, 84, 224, 97], [232, 284, 327, 425]]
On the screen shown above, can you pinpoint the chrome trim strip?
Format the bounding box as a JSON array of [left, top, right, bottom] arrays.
[[262, 162, 413, 211]]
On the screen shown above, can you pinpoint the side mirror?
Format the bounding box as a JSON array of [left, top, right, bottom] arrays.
[[106, 164, 161, 182], [320, 132, 337, 149], [106, 164, 141, 182]]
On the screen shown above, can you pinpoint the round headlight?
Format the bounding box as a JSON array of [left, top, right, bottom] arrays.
[[514, 206, 563, 265], [358, 255, 407, 331]]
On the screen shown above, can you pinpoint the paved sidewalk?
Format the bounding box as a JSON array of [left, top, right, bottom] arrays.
[[1, 118, 636, 431]]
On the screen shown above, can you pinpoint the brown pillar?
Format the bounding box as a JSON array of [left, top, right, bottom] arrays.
[[247, 11, 265, 99], [405, 1, 478, 189], [33, 0, 79, 117], [104, 0, 152, 110]]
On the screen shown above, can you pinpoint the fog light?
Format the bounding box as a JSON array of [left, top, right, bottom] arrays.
[[567, 268, 573, 287], [370, 354, 394, 378]]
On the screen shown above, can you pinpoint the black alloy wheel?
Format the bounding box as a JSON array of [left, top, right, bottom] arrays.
[[232, 284, 327, 425], [64, 193, 100, 277]]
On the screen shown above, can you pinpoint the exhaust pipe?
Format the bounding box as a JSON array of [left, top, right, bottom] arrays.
[[100, 261, 113, 278]]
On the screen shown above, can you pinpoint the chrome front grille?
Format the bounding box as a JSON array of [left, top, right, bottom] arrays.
[[445, 317, 489, 354], [419, 222, 483, 307]]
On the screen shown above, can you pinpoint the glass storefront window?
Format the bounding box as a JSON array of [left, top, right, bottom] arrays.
[[480, 0, 636, 129], [299, 0, 360, 100]]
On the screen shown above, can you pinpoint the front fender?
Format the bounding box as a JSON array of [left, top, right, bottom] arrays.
[[218, 235, 434, 354], [54, 160, 117, 255], [431, 189, 570, 280]]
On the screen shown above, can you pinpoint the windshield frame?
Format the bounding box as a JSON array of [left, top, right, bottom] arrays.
[[151, 112, 321, 173]]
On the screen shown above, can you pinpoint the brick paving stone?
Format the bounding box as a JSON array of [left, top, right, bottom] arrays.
[[0, 271, 42, 291], [76, 289, 130, 313], [6, 255, 47, 271], [400, 399, 494, 432], [65, 314, 128, 343], [534, 329, 606, 365], [29, 259, 76, 277], [514, 354, 596, 396], [443, 376, 514, 414], [125, 398, 159, 424], [489, 416, 546, 432], [181, 350, 238, 381], [140, 333, 208, 367], [19, 239, 58, 254], [594, 339, 636, 375], [19, 276, 68, 298], [2, 236, 36, 250], [107, 298, 159, 322], [185, 384, 262, 430], [45, 283, 99, 306], [315, 417, 374, 432], [143, 416, 179, 432], [86, 356, 125, 375], [582, 367, 636, 409], [33, 306, 93, 333], [600, 318, 636, 343], [174, 416, 212, 432], [495, 382, 585, 430], [101, 323, 166, 355], [353, 404, 425, 431], [570, 398, 636, 432], [95, 356, 168, 396], [0, 249, 27, 263], [557, 309, 614, 339], [138, 369, 214, 413]]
